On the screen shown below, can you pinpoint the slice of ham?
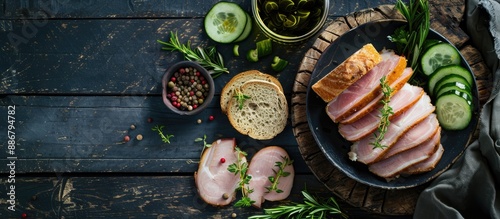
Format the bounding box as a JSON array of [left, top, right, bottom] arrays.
[[340, 67, 414, 124], [382, 114, 440, 159], [402, 144, 444, 175], [338, 83, 424, 141], [326, 52, 407, 123], [194, 138, 246, 206], [350, 94, 435, 164], [368, 129, 441, 179], [247, 146, 294, 208]]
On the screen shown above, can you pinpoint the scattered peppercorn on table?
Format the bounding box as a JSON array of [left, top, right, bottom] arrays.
[[0, 0, 491, 218]]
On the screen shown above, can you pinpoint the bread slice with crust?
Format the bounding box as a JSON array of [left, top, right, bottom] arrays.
[[226, 80, 288, 140], [220, 70, 283, 114], [312, 43, 382, 102]]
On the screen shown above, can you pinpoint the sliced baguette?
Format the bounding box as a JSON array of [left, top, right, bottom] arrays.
[[312, 43, 382, 102], [221, 70, 283, 114], [227, 80, 288, 140]]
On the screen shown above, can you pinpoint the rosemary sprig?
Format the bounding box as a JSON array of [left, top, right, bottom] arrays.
[[371, 76, 394, 150], [266, 156, 294, 194], [157, 31, 229, 78], [248, 190, 348, 219], [151, 125, 174, 144], [227, 147, 255, 207], [388, 0, 430, 72], [233, 88, 251, 110]]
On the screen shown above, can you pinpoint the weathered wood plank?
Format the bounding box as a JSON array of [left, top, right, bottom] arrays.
[[0, 95, 310, 173], [0, 175, 327, 218], [0, 0, 402, 19], [0, 18, 308, 95]]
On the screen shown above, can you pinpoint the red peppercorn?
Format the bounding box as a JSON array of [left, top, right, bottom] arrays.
[[124, 135, 130, 142], [192, 104, 198, 109], [189, 91, 195, 96], [147, 117, 153, 123], [21, 213, 27, 218], [209, 115, 215, 121], [220, 158, 226, 163], [195, 71, 200, 76], [179, 68, 185, 74]]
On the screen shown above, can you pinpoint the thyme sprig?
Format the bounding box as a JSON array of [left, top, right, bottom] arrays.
[[233, 88, 251, 110], [388, 0, 430, 72], [248, 190, 348, 219], [371, 76, 394, 150], [151, 125, 174, 144], [266, 156, 294, 194], [157, 31, 229, 78], [194, 134, 212, 157], [227, 147, 255, 207]]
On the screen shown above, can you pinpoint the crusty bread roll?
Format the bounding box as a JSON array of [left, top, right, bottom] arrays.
[[226, 80, 288, 140], [312, 43, 382, 102], [220, 70, 283, 114]]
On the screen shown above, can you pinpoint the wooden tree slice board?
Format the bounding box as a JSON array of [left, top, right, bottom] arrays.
[[292, 2, 493, 215]]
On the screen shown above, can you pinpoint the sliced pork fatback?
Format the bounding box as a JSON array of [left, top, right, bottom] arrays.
[[382, 114, 440, 159], [194, 138, 245, 206], [326, 52, 407, 123], [368, 130, 441, 179], [350, 94, 435, 164], [247, 146, 294, 208], [338, 83, 424, 141], [402, 144, 444, 175], [340, 67, 414, 124]]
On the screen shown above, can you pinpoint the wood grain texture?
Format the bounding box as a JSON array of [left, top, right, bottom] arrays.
[[291, 3, 492, 216]]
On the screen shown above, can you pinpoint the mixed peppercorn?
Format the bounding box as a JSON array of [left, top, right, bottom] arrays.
[[166, 66, 210, 111]]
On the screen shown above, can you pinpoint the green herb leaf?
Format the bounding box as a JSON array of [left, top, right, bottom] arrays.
[[233, 88, 251, 110], [370, 76, 394, 150], [388, 0, 430, 74], [248, 190, 348, 219], [157, 31, 229, 78], [266, 156, 294, 193], [151, 125, 174, 144], [227, 147, 254, 207]]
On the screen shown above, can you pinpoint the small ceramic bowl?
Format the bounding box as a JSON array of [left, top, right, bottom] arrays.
[[251, 0, 329, 44], [162, 61, 215, 115]]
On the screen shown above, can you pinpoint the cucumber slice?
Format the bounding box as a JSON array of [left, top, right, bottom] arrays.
[[204, 2, 248, 43], [432, 74, 470, 96], [271, 56, 288, 72], [233, 44, 240, 56], [422, 39, 442, 52], [233, 12, 252, 43], [246, 48, 259, 62], [435, 82, 472, 99], [428, 65, 473, 96], [256, 38, 273, 58], [420, 43, 461, 76], [435, 90, 473, 130]]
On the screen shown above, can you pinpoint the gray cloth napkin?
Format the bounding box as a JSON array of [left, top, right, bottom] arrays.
[[414, 0, 500, 218]]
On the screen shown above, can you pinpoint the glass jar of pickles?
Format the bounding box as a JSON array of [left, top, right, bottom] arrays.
[[251, 0, 329, 44]]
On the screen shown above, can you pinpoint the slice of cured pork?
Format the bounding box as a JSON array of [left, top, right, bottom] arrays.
[[339, 67, 414, 124], [338, 83, 423, 141], [368, 129, 441, 179], [382, 114, 440, 159], [247, 146, 294, 208], [326, 52, 407, 123], [194, 138, 245, 206], [402, 144, 444, 175], [349, 94, 435, 164]]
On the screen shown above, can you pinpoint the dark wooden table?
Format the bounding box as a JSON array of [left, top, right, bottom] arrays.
[[0, 0, 487, 218]]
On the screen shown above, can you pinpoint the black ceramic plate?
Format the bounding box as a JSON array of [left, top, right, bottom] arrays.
[[306, 20, 480, 189]]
